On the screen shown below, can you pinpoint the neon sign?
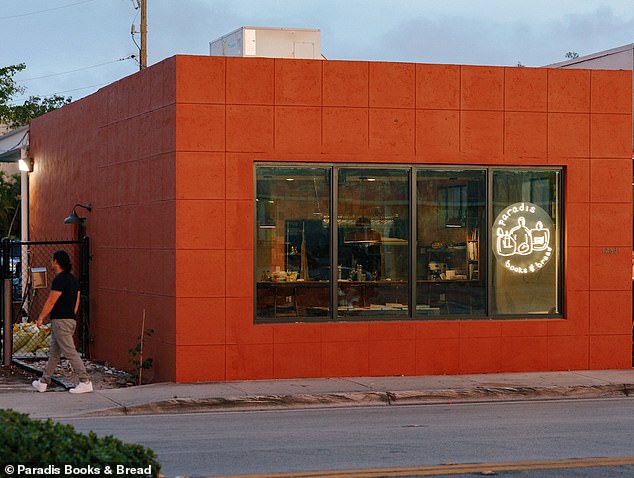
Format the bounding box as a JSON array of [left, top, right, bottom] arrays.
[[492, 202, 554, 274]]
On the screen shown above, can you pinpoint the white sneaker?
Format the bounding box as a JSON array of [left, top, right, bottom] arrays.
[[69, 381, 93, 394], [32, 379, 47, 393]]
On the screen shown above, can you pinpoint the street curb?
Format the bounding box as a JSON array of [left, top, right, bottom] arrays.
[[388, 384, 634, 404], [82, 392, 391, 416], [81, 383, 634, 416]]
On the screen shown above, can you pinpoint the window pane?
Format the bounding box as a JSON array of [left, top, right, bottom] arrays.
[[255, 166, 331, 321], [492, 169, 561, 315], [337, 168, 409, 318], [416, 169, 486, 317]]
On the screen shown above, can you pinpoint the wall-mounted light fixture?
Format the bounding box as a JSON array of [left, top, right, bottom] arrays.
[[63, 203, 92, 225], [18, 157, 33, 172]]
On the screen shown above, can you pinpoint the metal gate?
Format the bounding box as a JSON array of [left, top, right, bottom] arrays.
[[1, 238, 90, 364]]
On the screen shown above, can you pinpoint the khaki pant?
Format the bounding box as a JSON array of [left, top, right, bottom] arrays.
[[41, 319, 89, 384]]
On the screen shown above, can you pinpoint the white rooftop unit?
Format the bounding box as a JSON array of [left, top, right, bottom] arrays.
[[210, 27, 321, 59], [544, 43, 634, 70]]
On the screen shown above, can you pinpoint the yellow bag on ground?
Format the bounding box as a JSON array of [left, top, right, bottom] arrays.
[[12, 323, 38, 352], [13, 322, 50, 354]]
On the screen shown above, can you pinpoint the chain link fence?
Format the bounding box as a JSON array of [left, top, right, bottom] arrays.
[[1, 239, 89, 363]]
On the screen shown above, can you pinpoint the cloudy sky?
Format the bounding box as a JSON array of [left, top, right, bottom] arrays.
[[3, 0, 634, 103]]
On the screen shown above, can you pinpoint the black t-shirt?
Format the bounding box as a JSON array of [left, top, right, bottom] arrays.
[[50, 271, 79, 319]]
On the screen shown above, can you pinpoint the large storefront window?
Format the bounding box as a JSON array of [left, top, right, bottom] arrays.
[[255, 167, 331, 319], [416, 169, 486, 316], [254, 164, 563, 323], [337, 168, 409, 319], [491, 169, 562, 315]]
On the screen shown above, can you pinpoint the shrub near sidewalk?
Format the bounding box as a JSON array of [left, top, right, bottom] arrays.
[[0, 409, 161, 477]]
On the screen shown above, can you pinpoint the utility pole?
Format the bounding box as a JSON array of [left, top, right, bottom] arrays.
[[140, 0, 147, 69]]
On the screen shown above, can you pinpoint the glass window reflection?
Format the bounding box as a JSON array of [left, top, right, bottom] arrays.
[[337, 168, 410, 318], [255, 167, 331, 321], [416, 169, 486, 317], [491, 169, 561, 315], [254, 164, 562, 323]]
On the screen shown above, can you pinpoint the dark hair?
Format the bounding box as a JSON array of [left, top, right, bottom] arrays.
[[53, 250, 72, 272]]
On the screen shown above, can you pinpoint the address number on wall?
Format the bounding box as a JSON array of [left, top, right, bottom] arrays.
[[602, 247, 620, 255]]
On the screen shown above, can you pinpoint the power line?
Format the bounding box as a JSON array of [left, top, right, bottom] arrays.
[[51, 82, 111, 95], [10, 55, 137, 102], [19, 56, 137, 82], [10, 82, 111, 103], [0, 0, 98, 20]]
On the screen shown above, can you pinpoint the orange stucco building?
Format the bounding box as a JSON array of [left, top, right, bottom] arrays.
[[28, 55, 632, 382]]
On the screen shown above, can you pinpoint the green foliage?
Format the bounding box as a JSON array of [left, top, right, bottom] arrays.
[[0, 171, 20, 237], [0, 63, 71, 128], [8, 95, 71, 128], [0, 409, 161, 476], [0, 64, 26, 122], [129, 328, 154, 385], [565, 51, 580, 59]]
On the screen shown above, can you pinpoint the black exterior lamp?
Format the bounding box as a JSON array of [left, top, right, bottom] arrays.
[[64, 203, 92, 225], [64, 203, 92, 242]]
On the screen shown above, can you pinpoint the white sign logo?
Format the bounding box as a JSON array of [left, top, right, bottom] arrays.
[[492, 202, 554, 274]]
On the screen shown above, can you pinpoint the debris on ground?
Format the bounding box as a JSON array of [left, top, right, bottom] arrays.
[[0, 363, 37, 383], [17, 359, 135, 389], [7, 322, 137, 389]]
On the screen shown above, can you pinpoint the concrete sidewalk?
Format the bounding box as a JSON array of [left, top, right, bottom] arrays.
[[2, 369, 634, 419]]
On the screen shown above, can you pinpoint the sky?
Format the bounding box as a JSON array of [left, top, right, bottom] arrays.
[[3, 0, 634, 104]]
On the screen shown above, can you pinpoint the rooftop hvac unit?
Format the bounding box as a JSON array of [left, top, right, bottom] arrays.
[[210, 27, 321, 59]]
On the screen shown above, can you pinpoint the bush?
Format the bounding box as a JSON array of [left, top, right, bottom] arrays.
[[0, 409, 161, 477]]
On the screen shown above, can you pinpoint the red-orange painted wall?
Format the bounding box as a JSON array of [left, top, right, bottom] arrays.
[[29, 55, 633, 382]]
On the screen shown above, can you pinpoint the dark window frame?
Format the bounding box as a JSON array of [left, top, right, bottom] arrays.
[[254, 163, 564, 323]]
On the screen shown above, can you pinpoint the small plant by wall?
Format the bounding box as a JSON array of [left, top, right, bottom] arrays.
[[129, 327, 153, 385], [128, 309, 154, 385]]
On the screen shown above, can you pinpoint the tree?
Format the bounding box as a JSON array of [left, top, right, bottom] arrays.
[[8, 94, 70, 127], [0, 63, 26, 125], [565, 51, 580, 60], [0, 63, 71, 128]]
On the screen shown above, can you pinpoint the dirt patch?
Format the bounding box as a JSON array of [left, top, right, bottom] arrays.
[[10, 359, 136, 390], [0, 363, 37, 383]]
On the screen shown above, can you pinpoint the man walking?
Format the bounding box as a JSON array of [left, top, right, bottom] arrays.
[[31, 250, 93, 394]]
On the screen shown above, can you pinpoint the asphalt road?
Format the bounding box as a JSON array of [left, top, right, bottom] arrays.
[[60, 397, 634, 477]]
